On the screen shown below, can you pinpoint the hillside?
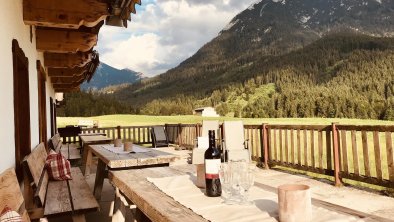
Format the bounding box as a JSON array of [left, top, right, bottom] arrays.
[[112, 0, 394, 120], [81, 62, 144, 91]]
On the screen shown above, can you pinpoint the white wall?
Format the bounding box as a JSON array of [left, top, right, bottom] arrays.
[[0, 0, 55, 172]]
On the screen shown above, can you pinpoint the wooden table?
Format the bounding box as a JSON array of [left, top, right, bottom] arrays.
[[109, 165, 207, 222], [81, 135, 113, 176], [89, 144, 179, 200]]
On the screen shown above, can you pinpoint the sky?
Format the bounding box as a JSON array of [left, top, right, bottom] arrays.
[[97, 0, 256, 77]]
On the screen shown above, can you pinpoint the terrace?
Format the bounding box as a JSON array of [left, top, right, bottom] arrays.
[[46, 122, 394, 221]]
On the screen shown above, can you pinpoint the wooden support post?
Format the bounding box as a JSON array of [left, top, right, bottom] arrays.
[[331, 122, 342, 187], [263, 123, 269, 170], [177, 124, 182, 146], [117, 126, 121, 139]]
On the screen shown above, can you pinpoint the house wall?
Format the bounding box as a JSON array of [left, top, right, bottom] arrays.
[[0, 0, 55, 172]]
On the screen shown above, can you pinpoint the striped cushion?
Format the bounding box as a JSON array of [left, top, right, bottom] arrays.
[[45, 150, 72, 181], [0, 207, 22, 222]]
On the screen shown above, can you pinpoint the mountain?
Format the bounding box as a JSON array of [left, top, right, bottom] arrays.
[[81, 62, 144, 91], [112, 0, 394, 119]]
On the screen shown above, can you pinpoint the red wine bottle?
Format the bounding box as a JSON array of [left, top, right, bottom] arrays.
[[204, 130, 222, 197]]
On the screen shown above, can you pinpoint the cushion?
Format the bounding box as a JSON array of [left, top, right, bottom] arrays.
[[0, 206, 22, 222], [45, 150, 72, 181]]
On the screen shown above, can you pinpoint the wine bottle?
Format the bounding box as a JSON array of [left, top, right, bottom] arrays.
[[204, 130, 222, 197]]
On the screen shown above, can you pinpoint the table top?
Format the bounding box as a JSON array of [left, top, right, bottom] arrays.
[[89, 144, 179, 168], [80, 135, 113, 143], [109, 165, 207, 222]]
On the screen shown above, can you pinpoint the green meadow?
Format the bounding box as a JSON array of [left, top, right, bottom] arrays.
[[57, 114, 394, 128]]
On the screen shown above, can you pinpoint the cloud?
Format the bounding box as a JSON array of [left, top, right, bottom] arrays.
[[98, 0, 255, 76]]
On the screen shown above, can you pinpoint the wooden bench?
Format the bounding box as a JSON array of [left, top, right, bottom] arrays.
[[0, 168, 31, 222], [23, 143, 99, 222], [50, 133, 81, 162]]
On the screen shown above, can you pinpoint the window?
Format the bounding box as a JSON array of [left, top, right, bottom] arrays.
[[12, 39, 31, 181]]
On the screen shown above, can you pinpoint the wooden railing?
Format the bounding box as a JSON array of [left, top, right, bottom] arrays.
[[59, 123, 394, 188]]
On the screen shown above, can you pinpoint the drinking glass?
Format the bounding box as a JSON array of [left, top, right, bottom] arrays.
[[239, 168, 255, 205], [219, 163, 233, 204]]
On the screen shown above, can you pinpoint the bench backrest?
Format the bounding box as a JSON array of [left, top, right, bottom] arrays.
[[49, 134, 62, 152], [0, 168, 30, 221], [23, 143, 48, 207]]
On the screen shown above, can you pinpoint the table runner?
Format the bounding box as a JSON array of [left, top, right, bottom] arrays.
[[147, 175, 364, 222], [101, 144, 150, 154]]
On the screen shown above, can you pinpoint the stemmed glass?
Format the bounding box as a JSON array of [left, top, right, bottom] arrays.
[[239, 166, 255, 205], [219, 163, 233, 204]]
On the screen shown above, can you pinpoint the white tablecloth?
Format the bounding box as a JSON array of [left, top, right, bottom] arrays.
[[101, 144, 150, 154], [147, 175, 364, 222]]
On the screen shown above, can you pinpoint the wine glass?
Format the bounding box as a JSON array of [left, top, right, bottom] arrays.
[[239, 168, 255, 205], [219, 163, 233, 204]]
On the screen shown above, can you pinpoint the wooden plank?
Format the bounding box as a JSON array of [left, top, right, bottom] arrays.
[[318, 130, 323, 169], [273, 129, 277, 161], [279, 129, 283, 162], [44, 180, 72, 216], [0, 169, 24, 212], [291, 129, 295, 164], [361, 131, 371, 177], [351, 130, 359, 175], [304, 129, 308, 166], [326, 130, 332, 170], [68, 146, 82, 160], [311, 130, 315, 168], [386, 132, 394, 182], [340, 172, 393, 188], [109, 169, 208, 222], [297, 129, 301, 165], [373, 131, 382, 180], [36, 171, 49, 206], [267, 125, 330, 131], [69, 168, 99, 212], [94, 159, 108, 200], [340, 130, 348, 173], [336, 125, 394, 132], [25, 143, 47, 186], [284, 129, 289, 163]]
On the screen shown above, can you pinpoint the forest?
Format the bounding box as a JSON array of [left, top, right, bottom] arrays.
[[59, 34, 394, 120]]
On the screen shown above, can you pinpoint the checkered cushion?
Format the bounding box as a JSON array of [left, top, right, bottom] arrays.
[[0, 206, 22, 222], [45, 150, 72, 181]]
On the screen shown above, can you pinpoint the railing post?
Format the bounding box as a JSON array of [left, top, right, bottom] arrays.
[[177, 123, 182, 146], [117, 126, 121, 139], [262, 123, 269, 170], [332, 122, 342, 187]]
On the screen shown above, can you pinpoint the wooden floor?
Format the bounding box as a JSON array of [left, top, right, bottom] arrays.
[[47, 147, 394, 222]]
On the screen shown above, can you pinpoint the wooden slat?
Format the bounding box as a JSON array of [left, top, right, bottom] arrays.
[[386, 132, 394, 182], [36, 172, 49, 206], [290, 129, 294, 164], [44, 180, 72, 216], [273, 129, 277, 161], [351, 130, 359, 175], [373, 131, 382, 180], [326, 130, 332, 170], [297, 129, 301, 165], [337, 125, 394, 132], [279, 129, 283, 162], [361, 131, 370, 177], [304, 129, 308, 166], [25, 143, 47, 186], [68, 168, 99, 212], [0, 169, 24, 212], [340, 130, 348, 173], [311, 130, 315, 168], [267, 125, 330, 131], [318, 130, 323, 169], [284, 130, 288, 163]]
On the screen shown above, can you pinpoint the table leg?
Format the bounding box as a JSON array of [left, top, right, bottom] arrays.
[[135, 208, 151, 222], [83, 145, 92, 176], [94, 158, 106, 200]]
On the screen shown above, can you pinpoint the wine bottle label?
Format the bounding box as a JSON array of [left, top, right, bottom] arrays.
[[205, 159, 220, 179]]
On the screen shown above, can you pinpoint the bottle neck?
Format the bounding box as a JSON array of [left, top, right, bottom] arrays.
[[208, 131, 215, 149]]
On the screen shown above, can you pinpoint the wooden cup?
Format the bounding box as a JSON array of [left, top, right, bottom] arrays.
[[114, 139, 122, 147], [124, 142, 133, 151]]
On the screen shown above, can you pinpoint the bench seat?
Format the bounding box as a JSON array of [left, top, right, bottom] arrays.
[[23, 143, 99, 221]]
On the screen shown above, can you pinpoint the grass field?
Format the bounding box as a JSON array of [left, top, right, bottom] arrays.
[[57, 114, 394, 128]]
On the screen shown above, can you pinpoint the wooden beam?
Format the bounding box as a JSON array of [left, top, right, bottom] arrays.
[[36, 28, 98, 53], [23, 0, 109, 29], [48, 66, 87, 77], [55, 87, 80, 93], [44, 52, 92, 68], [51, 75, 86, 85]]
